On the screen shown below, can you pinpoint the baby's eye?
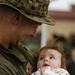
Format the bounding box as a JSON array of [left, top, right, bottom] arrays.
[[50, 57, 55, 59], [39, 57, 44, 60]]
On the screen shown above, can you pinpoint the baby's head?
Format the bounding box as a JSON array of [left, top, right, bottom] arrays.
[[37, 40, 66, 69]]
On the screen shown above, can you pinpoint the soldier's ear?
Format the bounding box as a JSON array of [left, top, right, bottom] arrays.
[[12, 12, 21, 25]]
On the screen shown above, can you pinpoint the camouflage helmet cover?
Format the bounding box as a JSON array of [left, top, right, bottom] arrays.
[[0, 0, 55, 25]]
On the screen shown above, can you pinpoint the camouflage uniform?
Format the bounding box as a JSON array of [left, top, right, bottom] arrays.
[[0, 44, 37, 75], [0, 0, 55, 75]]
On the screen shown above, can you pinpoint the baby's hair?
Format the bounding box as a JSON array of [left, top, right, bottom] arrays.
[[37, 39, 66, 69]]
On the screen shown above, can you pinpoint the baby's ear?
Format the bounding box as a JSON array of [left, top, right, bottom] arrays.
[[62, 57, 66, 69], [61, 64, 66, 69]]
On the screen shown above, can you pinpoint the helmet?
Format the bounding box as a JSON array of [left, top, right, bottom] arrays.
[[0, 0, 55, 25]]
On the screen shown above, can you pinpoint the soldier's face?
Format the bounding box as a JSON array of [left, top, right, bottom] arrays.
[[14, 14, 41, 46]]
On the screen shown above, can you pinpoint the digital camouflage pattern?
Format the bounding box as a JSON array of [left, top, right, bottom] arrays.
[[0, 43, 37, 75], [0, 0, 55, 25]]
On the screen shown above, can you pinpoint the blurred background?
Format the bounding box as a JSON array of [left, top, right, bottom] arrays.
[[22, 0, 75, 59]]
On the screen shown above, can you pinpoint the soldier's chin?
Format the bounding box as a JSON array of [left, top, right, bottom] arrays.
[[17, 42, 22, 46], [15, 40, 24, 46], [15, 42, 21, 46]]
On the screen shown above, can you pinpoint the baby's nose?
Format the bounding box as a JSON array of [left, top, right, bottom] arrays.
[[43, 59, 49, 66], [44, 57, 49, 61]]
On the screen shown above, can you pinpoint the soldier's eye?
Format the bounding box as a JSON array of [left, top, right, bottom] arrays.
[[33, 26, 37, 30]]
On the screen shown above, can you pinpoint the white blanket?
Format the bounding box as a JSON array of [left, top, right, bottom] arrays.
[[31, 66, 70, 75]]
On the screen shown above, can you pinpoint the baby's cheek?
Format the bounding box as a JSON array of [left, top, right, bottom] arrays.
[[52, 60, 61, 68], [57, 61, 61, 68], [37, 62, 43, 69], [37, 62, 40, 69]]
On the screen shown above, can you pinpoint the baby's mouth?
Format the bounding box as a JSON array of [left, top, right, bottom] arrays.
[[43, 64, 49, 67]]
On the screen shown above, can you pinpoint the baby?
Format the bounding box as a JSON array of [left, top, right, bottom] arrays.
[[31, 41, 70, 75]]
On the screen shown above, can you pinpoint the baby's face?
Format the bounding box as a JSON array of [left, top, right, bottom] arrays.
[[37, 49, 61, 69]]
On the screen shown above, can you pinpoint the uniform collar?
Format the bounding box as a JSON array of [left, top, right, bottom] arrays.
[[0, 44, 26, 63]]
